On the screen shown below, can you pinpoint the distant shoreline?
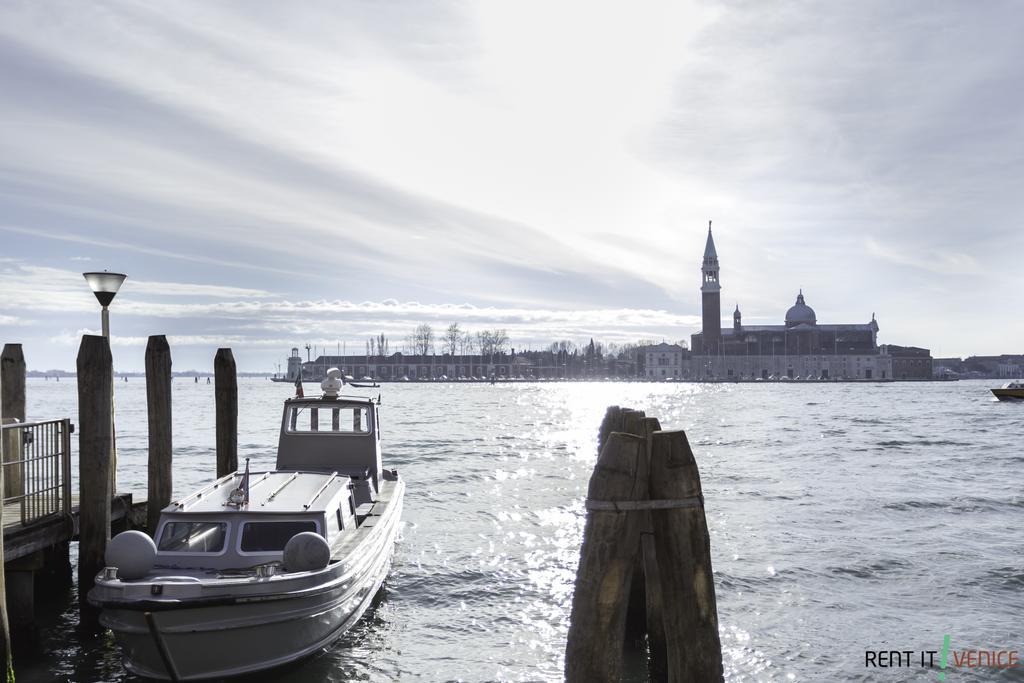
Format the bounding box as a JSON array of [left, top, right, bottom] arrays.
[[26, 374, 961, 384], [26, 371, 272, 378]]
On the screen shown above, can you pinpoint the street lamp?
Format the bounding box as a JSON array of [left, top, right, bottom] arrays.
[[83, 271, 127, 338]]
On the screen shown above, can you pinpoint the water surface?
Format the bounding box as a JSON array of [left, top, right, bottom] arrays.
[[18, 379, 1024, 681]]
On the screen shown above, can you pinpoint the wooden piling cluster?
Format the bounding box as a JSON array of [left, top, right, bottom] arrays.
[[565, 405, 723, 682], [0, 331, 244, 675]]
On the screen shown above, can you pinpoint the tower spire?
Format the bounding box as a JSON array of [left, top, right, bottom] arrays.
[[703, 220, 718, 262], [700, 220, 722, 354]]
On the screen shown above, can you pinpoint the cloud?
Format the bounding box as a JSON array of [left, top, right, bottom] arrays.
[[127, 280, 274, 299], [0, 264, 268, 313], [44, 302, 700, 347], [1, 1, 1023, 366], [864, 238, 982, 277]]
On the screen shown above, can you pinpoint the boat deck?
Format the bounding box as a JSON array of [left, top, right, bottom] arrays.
[[174, 471, 350, 514]]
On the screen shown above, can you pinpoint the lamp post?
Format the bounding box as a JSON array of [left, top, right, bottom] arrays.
[[83, 271, 127, 337], [83, 271, 125, 496]]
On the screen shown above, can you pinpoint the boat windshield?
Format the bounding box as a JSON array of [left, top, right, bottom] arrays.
[[158, 521, 227, 553], [288, 405, 369, 434], [240, 520, 318, 552]]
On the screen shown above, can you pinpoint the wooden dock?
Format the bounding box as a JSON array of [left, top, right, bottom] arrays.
[[2, 492, 147, 563]]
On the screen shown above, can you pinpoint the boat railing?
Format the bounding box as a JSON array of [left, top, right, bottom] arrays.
[[1, 418, 73, 527], [303, 472, 339, 510], [174, 472, 238, 510], [264, 472, 299, 503]]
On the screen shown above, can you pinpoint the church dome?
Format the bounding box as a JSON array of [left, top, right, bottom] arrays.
[[785, 291, 816, 326]]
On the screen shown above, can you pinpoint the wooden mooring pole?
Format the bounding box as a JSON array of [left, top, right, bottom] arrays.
[[146, 336, 172, 535], [566, 405, 723, 683], [0, 348, 15, 680], [650, 429, 723, 681], [565, 431, 647, 681], [0, 345, 25, 423], [214, 348, 237, 478], [78, 335, 113, 613], [1, 345, 25, 501]]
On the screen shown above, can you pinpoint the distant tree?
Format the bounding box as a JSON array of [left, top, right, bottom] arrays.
[[476, 330, 491, 358], [476, 329, 509, 359], [377, 333, 389, 357], [444, 323, 461, 356], [411, 323, 435, 356], [491, 329, 509, 355]]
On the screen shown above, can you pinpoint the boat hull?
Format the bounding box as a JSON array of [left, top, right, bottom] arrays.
[[95, 481, 403, 681], [992, 388, 1024, 400]]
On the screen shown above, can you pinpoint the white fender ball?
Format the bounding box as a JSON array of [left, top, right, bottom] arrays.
[[105, 530, 157, 580], [283, 532, 330, 572]]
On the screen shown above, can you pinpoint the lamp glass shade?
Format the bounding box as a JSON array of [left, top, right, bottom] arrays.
[[83, 271, 127, 307]]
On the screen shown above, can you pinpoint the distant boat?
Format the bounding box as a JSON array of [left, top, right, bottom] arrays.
[[991, 381, 1024, 401]]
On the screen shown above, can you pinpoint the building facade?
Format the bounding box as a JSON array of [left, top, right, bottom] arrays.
[[689, 224, 933, 380], [641, 343, 685, 379], [934, 355, 1024, 379]]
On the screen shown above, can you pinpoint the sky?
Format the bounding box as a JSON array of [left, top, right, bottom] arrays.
[[1, 1, 1022, 371]]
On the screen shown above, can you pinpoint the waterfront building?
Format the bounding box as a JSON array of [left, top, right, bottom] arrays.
[[640, 343, 685, 380], [285, 347, 303, 380], [294, 351, 563, 382], [940, 354, 1024, 379], [998, 358, 1024, 378], [689, 223, 933, 380]]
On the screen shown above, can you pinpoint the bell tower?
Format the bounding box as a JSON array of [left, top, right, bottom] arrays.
[[701, 220, 721, 353]]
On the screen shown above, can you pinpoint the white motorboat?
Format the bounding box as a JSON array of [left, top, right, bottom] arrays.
[[991, 380, 1024, 400], [89, 369, 405, 680]]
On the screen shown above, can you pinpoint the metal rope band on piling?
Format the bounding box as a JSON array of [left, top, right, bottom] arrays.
[[585, 495, 704, 512]]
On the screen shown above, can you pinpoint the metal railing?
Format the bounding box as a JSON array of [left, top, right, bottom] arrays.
[[1, 418, 73, 527]]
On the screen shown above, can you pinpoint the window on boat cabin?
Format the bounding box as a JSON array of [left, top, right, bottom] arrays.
[[158, 521, 228, 553], [288, 405, 370, 434], [239, 520, 318, 552]]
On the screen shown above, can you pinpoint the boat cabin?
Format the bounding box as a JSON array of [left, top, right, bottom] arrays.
[[150, 391, 385, 572], [277, 396, 383, 505], [152, 470, 355, 571]]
